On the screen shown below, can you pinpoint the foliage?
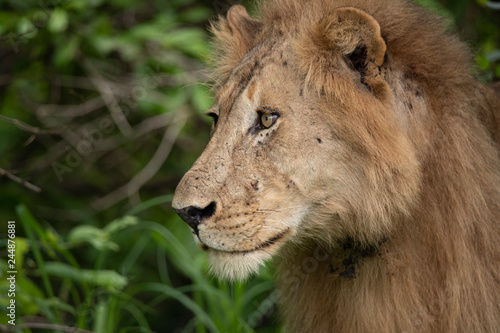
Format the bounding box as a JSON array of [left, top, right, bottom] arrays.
[[0, 0, 498, 332], [1, 204, 277, 332]]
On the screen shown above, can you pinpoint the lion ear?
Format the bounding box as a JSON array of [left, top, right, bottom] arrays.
[[211, 5, 262, 84], [226, 5, 261, 50], [297, 7, 387, 96]]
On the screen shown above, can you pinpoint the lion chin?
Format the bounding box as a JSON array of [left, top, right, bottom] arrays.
[[200, 228, 292, 280], [206, 250, 273, 281]]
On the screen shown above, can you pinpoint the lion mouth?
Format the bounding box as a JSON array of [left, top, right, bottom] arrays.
[[200, 228, 290, 254]]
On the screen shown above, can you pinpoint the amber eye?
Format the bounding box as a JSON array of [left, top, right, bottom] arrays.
[[260, 112, 278, 128]]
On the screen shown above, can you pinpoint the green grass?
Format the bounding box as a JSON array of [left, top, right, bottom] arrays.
[[0, 202, 278, 332]]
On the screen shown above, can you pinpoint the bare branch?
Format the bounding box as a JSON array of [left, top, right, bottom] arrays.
[[97, 113, 175, 152], [83, 60, 134, 137], [37, 97, 106, 118], [51, 73, 183, 92], [0, 115, 60, 135], [29, 111, 175, 172], [91, 110, 188, 211], [0, 168, 42, 193]]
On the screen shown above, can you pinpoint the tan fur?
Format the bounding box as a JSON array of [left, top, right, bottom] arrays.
[[173, 0, 500, 331]]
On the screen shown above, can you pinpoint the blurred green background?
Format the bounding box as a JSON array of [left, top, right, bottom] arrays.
[[0, 0, 498, 332]]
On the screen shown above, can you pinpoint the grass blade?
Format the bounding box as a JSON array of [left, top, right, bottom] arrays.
[[16, 204, 57, 317], [126, 194, 174, 216]]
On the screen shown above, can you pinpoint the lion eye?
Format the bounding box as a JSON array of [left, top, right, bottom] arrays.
[[207, 112, 219, 126], [260, 112, 278, 128]]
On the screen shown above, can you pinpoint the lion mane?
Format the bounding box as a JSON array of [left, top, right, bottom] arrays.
[[174, 0, 500, 331]]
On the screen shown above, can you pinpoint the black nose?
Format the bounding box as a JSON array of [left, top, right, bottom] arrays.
[[175, 202, 216, 235]]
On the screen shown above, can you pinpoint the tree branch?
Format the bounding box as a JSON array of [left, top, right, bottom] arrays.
[[37, 97, 106, 118], [0, 115, 60, 135], [91, 110, 188, 211], [83, 60, 134, 137], [0, 168, 42, 193]]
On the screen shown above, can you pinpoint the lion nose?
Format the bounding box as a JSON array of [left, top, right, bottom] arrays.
[[175, 202, 216, 235]]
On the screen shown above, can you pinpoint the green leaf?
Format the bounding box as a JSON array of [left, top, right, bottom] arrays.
[[68, 217, 137, 250], [68, 225, 119, 251], [128, 23, 166, 42], [114, 36, 141, 60], [476, 54, 490, 70], [103, 215, 139, 234], [40, 297, 77, 315], [93, 300, 109, 333], [134, 282, 220, 333], [17, 204, 55, 299], [162, 28, 210, 57], [192, 84, 214, 115], [17, 17, 37, 38], [48, 8, 68, 33], [126, 194, 174, 215], [17, 276, 45, 304], [90, 35, 141, 60], [44, 262, 128, 292], [68, 0, 104, 9], [54, 35, 79, 66], [0, 12, 14, 35], [0, 265, 44, 318], [13, 237, 29, 270], [90, 35, 116, 55], [179, 7, 213, 24]]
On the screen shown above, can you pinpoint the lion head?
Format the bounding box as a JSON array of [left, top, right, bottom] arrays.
[[172, 3, 423, 280]]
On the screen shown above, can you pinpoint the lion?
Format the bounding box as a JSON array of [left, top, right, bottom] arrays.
[[172, 0, 500, 331]]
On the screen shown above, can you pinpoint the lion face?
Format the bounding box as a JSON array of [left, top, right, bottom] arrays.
[[173, 6, 421, 280]]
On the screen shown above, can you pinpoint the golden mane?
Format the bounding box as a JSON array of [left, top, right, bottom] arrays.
[[213, 0, 472, 92], [180, 0, 500, 331]]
